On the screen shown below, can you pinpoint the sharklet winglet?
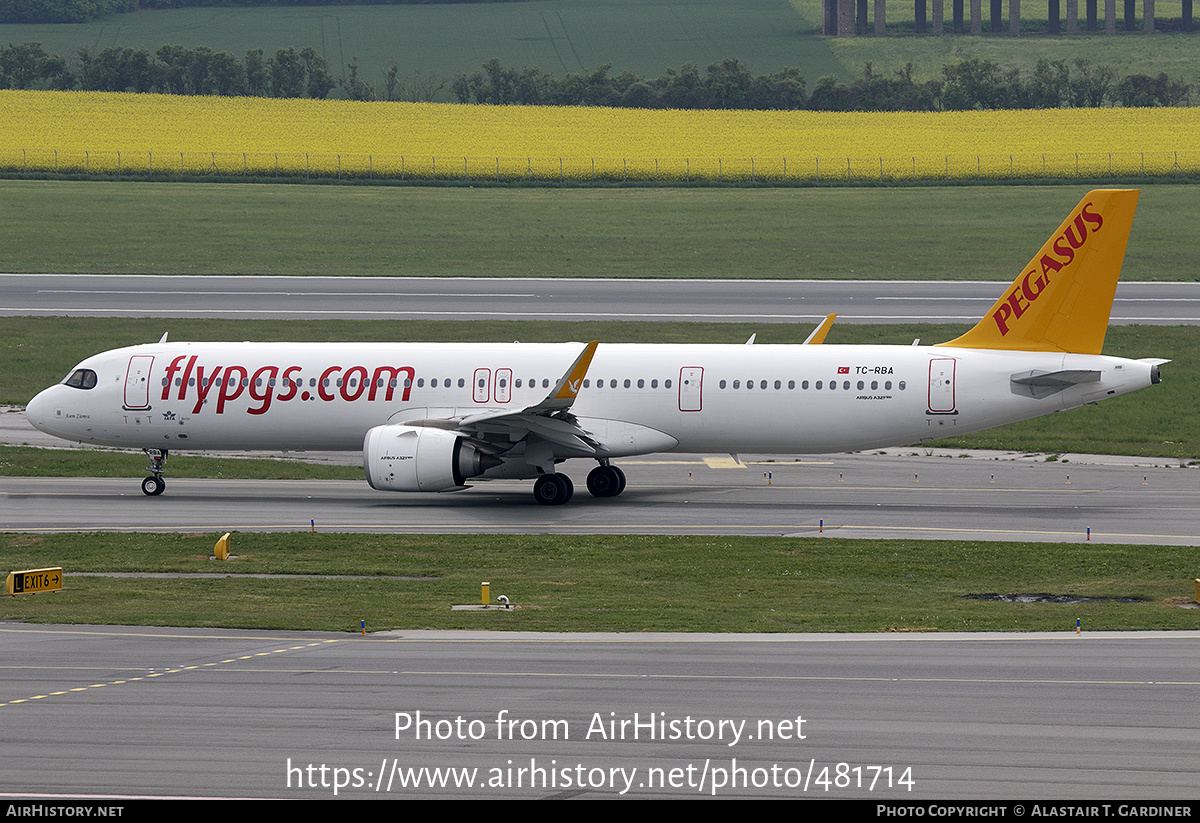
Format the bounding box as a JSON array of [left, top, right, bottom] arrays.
[[804, 314, 837, 345]]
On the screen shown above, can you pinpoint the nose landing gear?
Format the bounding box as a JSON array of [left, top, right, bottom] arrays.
[[142, 448, 167, 496]]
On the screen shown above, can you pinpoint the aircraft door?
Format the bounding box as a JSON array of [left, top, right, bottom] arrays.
[[473, 368, 491, 403], [495, 368, 512, 403], [927, 358, 957, 414], [679, 366, 703, 412], [124, 355, 154, 410]]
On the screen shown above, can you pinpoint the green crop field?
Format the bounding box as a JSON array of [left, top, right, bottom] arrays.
[[0, 0, 843, 93], [1, 0, 1196, 100]]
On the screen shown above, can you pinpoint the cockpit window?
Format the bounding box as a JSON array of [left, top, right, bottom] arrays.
[[63, 369, 97, 390]]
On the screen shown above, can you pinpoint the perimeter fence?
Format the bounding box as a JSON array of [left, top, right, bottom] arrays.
[[1, 149, 1196, 183]]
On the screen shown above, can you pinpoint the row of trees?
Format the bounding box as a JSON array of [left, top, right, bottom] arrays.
[[0, 41, 448, 100], [449, 57, 1193, 111], [450, 59, 811, 111], [941, 57, 1191, 109], [2, 42, 329, 97], [1, 42, 1192, 109]]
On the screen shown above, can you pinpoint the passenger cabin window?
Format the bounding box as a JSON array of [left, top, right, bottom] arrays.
[[64, 369, 97, 390]]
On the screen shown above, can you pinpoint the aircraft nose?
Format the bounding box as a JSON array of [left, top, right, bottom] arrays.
[[25, 388, 56, 434]]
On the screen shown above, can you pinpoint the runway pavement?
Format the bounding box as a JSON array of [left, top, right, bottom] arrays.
[[3, 274, 1199, 324], [3, 450, 1197, 544], [2, 624, 1198, 799]]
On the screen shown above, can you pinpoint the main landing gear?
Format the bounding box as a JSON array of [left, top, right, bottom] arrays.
[[586, 464, 626, 498], [533, 473, 573, 505], [141, 448, 167, 496], [532, 463, 626, 506]]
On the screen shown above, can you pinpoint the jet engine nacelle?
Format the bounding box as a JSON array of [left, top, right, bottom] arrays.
[[363, 424, 497, 492]]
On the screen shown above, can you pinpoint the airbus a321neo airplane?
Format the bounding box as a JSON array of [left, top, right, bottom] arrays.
[[26, 189, 1165, 505]]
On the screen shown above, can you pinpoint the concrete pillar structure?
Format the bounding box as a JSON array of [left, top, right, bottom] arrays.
[[839, 0, 856, 35], [817, 0, 1178, 37]]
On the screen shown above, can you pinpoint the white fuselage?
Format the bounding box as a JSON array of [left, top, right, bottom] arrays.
[[26, 341, 1156, 457]]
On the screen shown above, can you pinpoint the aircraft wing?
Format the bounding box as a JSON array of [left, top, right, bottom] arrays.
[[400, 341, 606, 458]]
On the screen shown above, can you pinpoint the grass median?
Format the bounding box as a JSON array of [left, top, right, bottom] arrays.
[[0, 181, 1195, 280], [2, 532, 1197, 632]]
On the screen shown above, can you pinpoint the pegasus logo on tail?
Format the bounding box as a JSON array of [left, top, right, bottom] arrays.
[[992, 201, 1106, 337], [939, 189, 1137, 355]]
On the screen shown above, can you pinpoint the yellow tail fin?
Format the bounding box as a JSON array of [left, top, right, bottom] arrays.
[[937, 189, 1139, 355]]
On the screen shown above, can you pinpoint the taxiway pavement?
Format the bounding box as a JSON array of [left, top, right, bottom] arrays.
[[3, 451, 1197, 545], [2, 624, 1197, 799], [2, 274, 1198, 324]]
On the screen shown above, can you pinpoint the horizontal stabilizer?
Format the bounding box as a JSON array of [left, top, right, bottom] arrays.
[[1010, 369, 1101, 399]]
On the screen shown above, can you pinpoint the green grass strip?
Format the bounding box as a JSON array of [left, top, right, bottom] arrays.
[[2, 532, 1197, 632], [0, 181, 1195, 280], [0, 445, 362, 479]]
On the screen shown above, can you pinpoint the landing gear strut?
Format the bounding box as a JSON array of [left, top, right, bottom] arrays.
[[142, 448, 167, 496]]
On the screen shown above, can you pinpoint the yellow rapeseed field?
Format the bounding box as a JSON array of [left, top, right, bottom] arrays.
[[1, 89, 1197, 182]]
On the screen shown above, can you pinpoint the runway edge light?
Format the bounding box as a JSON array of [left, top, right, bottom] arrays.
[[6, 567, 63, 596]]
